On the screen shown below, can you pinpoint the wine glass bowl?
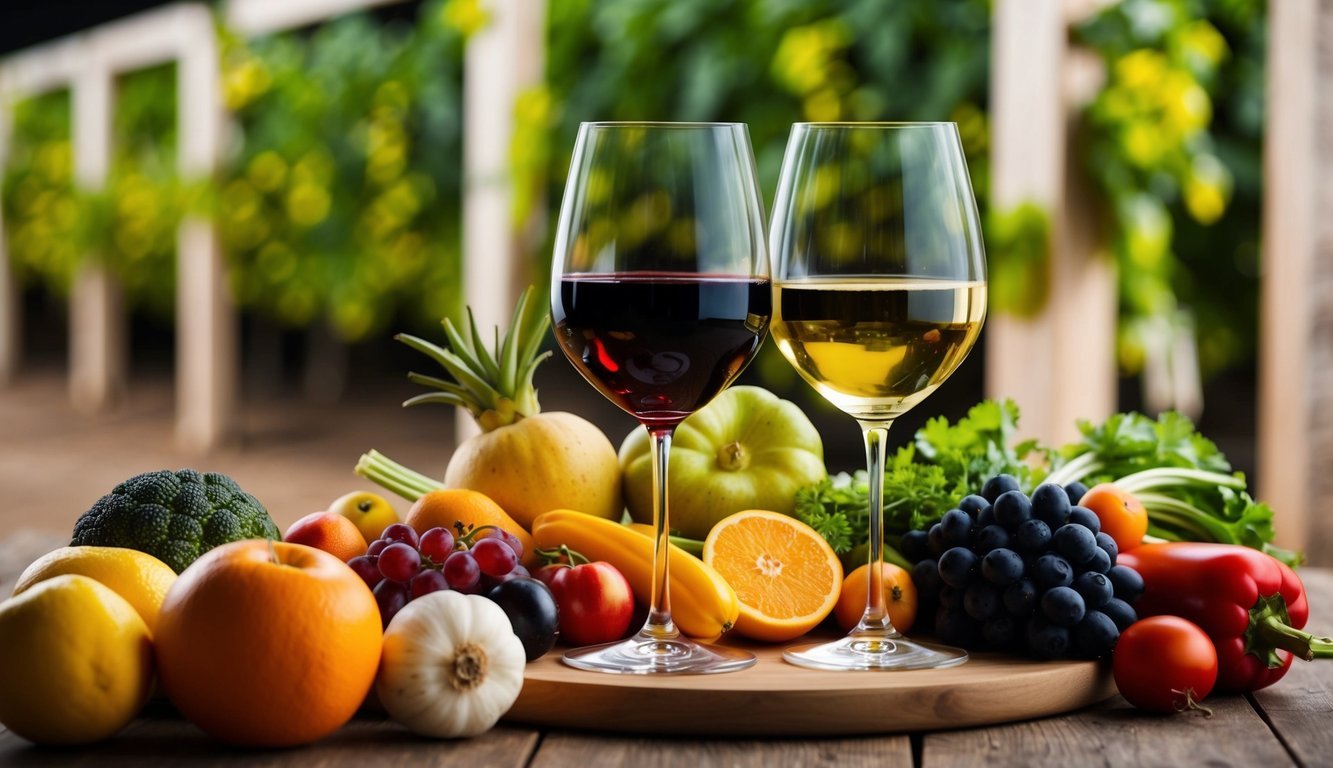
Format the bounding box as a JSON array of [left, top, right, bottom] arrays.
[[770, 122, 987, 671], [550, 122, 769, 674]]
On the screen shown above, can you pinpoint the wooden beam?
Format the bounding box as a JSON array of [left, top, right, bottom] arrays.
[[986, 0, 1116, 446], [69, 58, 125, 413], [90, 4, 206, 74], [226, 0, 405, 36], [174, 5, 234, 452], [1259, 0, 1317, 557], [0, 37, 85, 97], [458, 0, 546, 442]]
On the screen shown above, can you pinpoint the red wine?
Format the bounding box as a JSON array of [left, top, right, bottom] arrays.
[[552, 273, 771, 428]]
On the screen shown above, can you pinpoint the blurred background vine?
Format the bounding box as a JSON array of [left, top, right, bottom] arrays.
[[1, 0, 1266, 411]]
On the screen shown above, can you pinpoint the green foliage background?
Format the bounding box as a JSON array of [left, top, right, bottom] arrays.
[[0, 0, 1264, 382]]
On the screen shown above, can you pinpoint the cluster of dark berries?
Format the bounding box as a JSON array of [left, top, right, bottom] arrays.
[[903, 476, 1143, 660]]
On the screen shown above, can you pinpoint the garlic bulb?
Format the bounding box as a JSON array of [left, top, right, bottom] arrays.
[[377, 591, 526, 738]]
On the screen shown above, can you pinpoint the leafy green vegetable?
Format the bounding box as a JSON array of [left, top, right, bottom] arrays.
[[1046, 411, 1231, 485], [1047, 412, 1301, 567], [795, 400, 1042, 569], [794, 401, 1303, 568]]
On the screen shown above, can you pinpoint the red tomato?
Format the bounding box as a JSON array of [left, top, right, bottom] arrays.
[[533, 564, 568, 591], [540, 561, 635, 646], [1113, 616, 1219, 714]]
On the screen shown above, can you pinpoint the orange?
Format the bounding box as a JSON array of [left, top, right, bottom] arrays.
[[834, 562, 918, 633], [406, 489, 535, 567], [283, 511, 368, 562], [154, 540, 381, 747], [1079, 483, 1149, 553], [702, 510, 843, 642]]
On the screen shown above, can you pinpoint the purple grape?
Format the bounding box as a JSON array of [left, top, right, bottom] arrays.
[[419, 527, 455, 563], [495, 530, 525, 561], [374, 580, 409, 628], [443, 550, 481, 591], [409, 569, 449, 599], [378, 542, 422, 583], [380, 523, 420, 548], [472, 538, 518, 577], [347, 555, 382, 590], [366, 539, 390, 557]]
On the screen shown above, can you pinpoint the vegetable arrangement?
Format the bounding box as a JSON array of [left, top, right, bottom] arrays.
[[1044, 412, 1297, 565], [794, 402, 1298, 569]]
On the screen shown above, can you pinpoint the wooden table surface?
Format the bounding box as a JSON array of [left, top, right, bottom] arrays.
[[1, 559, 1330, 767]]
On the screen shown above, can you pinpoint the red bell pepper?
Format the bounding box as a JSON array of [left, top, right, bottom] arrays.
[[1119, 542, 1333, 692]]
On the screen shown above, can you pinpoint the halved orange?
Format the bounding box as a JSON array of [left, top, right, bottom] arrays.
[[702, 510, 843, 642]]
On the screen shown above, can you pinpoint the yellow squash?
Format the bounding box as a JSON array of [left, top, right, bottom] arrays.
[[531, 509, 739, 640]]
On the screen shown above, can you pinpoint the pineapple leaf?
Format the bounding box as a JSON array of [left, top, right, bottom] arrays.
[[403, 392, 470, 409], [397, 285, 551, 431], [465, 307, 502, 383], [439, 317, 489, 384]]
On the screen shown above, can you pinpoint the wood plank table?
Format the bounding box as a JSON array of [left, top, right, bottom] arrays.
[[1, 534, 1329, 767]]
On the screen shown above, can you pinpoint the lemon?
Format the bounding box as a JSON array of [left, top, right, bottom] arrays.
[[12, 546, 177, 634], [0, 575, 154, 744], [327, 491, 399, 543]]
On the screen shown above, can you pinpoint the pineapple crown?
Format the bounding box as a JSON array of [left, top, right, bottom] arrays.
[[396, 286, 552, 432]]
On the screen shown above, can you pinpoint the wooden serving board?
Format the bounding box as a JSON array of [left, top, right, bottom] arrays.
[[505, 640, 1117, 736]]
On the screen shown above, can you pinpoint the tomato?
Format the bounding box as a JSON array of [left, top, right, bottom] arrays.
[[1080, 483, 1149, 553], [1113, 616, 1218, 713], [834, 562, 917, 633], [539, 561, 635, 646]]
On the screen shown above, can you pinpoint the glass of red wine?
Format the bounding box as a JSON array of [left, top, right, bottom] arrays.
[[550, 122, 770, 674]]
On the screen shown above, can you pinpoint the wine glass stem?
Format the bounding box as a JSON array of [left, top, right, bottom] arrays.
[[857, 420, 894, 633], [643, 425, 679, 640]]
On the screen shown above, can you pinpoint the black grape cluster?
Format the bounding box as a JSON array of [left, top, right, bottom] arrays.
[[903, 476, 1143, 660]]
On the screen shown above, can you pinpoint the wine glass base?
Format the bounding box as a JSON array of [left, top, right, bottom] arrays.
[[562, 634, 757, 675], [783, 631, 968, 671]]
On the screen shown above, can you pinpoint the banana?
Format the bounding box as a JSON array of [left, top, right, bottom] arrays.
[[532, 509, 739, 639]]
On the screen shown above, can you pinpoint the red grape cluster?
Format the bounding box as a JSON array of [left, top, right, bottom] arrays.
[[348, 522, 529, 627]]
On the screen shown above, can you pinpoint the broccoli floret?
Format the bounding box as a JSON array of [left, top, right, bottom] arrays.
[[71, 469, 281, 573]]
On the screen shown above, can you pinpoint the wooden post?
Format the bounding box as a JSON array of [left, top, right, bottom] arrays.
[[1259, 0, 1323, 558], [986, 0, 1117, 446], [174, 6, 233, 451], [0, 37, 97, 386], [0, 86, 16, 384], [69, 58, 125, 413], [459, 0, 547, 441]]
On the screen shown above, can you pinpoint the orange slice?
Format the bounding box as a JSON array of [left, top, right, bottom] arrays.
[[702, 510, 843, 642]]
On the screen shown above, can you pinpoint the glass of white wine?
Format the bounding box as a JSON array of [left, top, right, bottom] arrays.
[[770, 122, 987, 671]]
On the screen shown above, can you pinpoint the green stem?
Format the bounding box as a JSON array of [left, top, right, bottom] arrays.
[[667, 535, 704, 557], [1256, 614, 1333, 662], [354, 450, 444, 501], [1116, 467, 1246, 494], [1045, 453, 1102, 488]]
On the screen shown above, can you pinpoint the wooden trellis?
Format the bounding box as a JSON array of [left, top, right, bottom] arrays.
[[0, 0, 541, 451]]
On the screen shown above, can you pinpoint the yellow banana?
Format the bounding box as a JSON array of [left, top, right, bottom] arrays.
[[532, 509, 739, 639]]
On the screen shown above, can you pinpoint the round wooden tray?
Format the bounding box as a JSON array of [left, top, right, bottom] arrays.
[[504, 638, 1117, 736]]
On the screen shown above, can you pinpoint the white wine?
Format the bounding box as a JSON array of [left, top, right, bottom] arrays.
[[772, 277, 986, 420]]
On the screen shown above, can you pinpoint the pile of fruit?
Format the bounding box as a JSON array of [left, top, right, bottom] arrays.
[[2, 288, 1328, 750]]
